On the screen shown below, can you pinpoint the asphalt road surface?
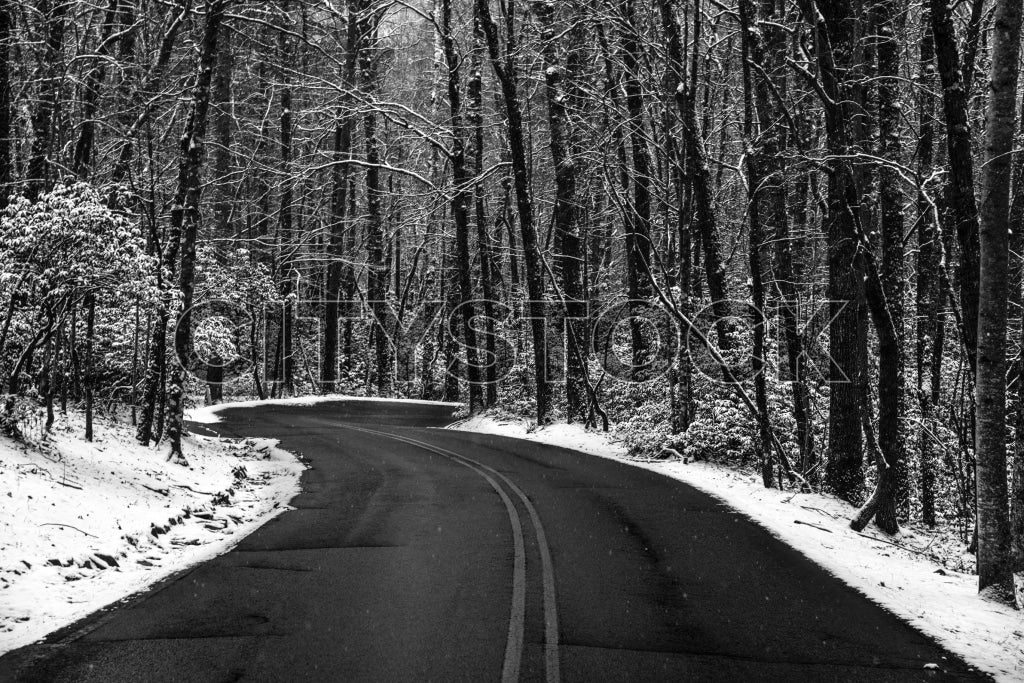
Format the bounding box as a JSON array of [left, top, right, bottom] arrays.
[[0, 400, 988, 682]]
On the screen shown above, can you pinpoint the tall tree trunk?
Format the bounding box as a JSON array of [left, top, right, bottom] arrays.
[[110, 0, 193, 187], [83, 295, 95, 441], [323, 118, 351, 392], [1012, 69, 1024, 610], [762, 0, 815, 474], [535, 0, 585, 420], [137, 293, 168, 445], [477, 0, 552, 424], [164, 0, 229, 464], [441, 0, 482, 412], [738, 0, 773, 487], [43, 321, 60, 431], [799, 0, 866, 504], [679, 0, 731, 350], [25, 0, 67, 201], [845, 0, 906, 531], [975, 0, 1021, 605], [1015, 295, 1024, 604], [850, 254, 904, 534], [917, 4, 941, 527], [205, 19, 232, 406], [930, 0, 981, 376], [961, 0, 988, 100], [0, 0, 10, 208], [211, 20, 233, 238], [361, 6, 392, 397], [126, 2, 193, 444], [323, 3, 359, 392], [441, 242, 461, 402], [619, 0, 656, 369], [278, 1, 295, 398], [469, 15, 498, 407], [657, 0, 693, 434], [876, 0, 907, 517], [72, 0, 120, 180]]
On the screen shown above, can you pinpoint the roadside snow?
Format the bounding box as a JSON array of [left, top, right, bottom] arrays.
[[449, 414, 1024, 682], [0, 413, 303, 655], [187, 394, 462, 424]]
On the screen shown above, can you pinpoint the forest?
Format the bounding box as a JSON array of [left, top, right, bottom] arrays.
[[0, 0, 1023, 607]]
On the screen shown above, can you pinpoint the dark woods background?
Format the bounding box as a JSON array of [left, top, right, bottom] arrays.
[[0, 0, 1022, 603]]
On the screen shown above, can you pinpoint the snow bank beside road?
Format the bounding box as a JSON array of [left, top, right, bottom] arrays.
[[0, 414, 303, 655], [449, 415, 1024, 682]]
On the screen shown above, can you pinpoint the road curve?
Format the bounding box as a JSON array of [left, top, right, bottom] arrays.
[[0, 400, 987, 682]]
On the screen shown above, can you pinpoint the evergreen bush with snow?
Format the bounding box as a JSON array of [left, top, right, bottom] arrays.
[[0, 183, 157, 436]]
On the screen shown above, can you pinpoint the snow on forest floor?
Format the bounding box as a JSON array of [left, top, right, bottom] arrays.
[[449, 414, 1024, 682], [0, 412, 304, 655]]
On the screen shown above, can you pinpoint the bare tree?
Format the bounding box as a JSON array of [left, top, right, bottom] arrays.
[[164, 0, 231, 464], [477, 0, 552, 424], [975, 0, 1021, 605]]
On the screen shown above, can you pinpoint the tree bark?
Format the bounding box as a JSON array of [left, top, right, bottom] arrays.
[[798, 0, 865, 504], [72, 0, 121, 180], [83, 295, 95, 441], [361, 6, 392, 397], [738, 0, 774, 487], [1012, 54, 1024, 610], [25, 0, 67, 201], [164, 0, 229, 464], [535, 0, 585, 420], [110, 0, 192, 188], [441, 0, 482, 412], [619, 0, 656, 369], [211, 20, 233, 238], [278, 1, 295, 398], [477, 0, 552, 424], [917, 4, 941, 527], [0, 0, 10, 207], [975, 0, 1021, 605], [876, 0, 907, 516], [469, 14, 499, 407], [930, 0, 981, 376], [750, 0, 816, 475], [323, 2, 359, 393], [657, 0, 694, 434], [679, 0, 731, 350]]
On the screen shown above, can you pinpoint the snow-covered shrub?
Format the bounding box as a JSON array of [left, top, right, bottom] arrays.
[[0, 393, 37, 438], [0, 183, 157, 419], [196, 246, 276, 308], [672, 357, 800, 467], [494, 335, 539, 419], [193, 315, 238, 366], [192, 246, 278, 399], [0, 184, 156, 309], [610, 318, 802, 470], [614, 383, 674, 455]]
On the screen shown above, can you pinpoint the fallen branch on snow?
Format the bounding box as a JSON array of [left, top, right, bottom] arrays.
[[38, 523, 96, 538], [141, 484, 169, 496], [854, 531, 932, 556], [172, 483, 215, 495]]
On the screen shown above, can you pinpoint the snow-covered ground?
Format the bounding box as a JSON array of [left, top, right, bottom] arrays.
[[449, 414, 1024, 683], [0, 412, 303, 655]]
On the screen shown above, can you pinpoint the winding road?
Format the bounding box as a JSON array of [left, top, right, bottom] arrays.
[[0, 400, 987, 681]]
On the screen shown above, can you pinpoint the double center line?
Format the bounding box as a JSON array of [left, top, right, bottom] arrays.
[[343, 424, 560, 683]]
